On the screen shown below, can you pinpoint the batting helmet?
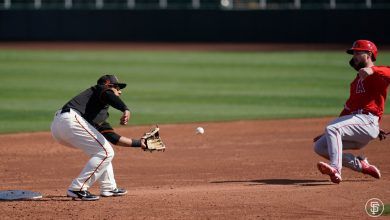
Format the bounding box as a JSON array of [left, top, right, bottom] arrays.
[[346, 40, 378, 61]]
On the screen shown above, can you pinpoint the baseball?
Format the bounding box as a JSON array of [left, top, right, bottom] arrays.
[[196, 127, 205, 134]]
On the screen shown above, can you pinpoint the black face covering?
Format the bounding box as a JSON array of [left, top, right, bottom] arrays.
[[349, 58, 366, 71]]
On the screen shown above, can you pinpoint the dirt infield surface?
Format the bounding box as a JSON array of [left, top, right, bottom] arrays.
[[0, 117, 389, 219]]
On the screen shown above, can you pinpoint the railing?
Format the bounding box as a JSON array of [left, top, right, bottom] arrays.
[[1, 0, 390, 10]]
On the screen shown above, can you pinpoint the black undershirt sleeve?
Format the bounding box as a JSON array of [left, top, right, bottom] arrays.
[[102, 132, 121, 144], [102, 90, 129, 112], [97, 122, 121, 144]]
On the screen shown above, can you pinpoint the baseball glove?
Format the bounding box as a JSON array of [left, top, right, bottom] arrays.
[[142, 126, 165, 152]]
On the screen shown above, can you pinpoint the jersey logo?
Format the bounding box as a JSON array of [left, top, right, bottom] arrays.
[[356, 78, 365, 94]]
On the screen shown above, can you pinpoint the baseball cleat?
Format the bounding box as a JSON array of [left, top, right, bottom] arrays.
[[67, 190, 100, 201], [317, 162, 342, 184], [358, 157, 381, 179], [100, 188, 128, 197]]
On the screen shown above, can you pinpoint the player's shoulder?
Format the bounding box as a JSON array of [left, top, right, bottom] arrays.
[[93, 85, 113, 95], [373, 65, 390, 69], [372, 65, 390, 73]]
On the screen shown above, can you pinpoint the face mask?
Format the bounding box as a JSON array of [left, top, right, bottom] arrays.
[[349, 58, 366, 71]]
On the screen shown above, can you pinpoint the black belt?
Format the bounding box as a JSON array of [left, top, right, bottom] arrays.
[[61, 108, 71, 114]]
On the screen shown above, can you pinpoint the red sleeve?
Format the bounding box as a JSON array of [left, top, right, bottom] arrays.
[[372, 66, 390, 81]]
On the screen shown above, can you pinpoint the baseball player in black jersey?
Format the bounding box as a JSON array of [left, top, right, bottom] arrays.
[[51, 75, 146, 201]]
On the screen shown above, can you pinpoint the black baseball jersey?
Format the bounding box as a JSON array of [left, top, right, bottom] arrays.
[[62, 85, 129, 143]]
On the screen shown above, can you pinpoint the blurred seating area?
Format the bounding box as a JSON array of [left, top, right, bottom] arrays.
[[1, 0, 389, 10]]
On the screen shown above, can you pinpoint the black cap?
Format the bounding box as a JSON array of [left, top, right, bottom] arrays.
[[97, 74, 127, 89]]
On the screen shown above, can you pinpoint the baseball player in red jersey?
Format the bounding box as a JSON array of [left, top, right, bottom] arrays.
[[51, 75, 147, 200], [314, 40, 390, 184]]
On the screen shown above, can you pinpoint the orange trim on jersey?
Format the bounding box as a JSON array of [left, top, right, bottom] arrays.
[[74, 115, 108, 191], [100, 129, 115, 134]]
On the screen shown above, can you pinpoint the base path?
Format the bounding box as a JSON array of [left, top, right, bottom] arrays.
[[0, 117, 389, 219]]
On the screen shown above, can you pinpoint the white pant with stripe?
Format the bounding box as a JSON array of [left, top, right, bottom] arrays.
[[51, 109, 117, 192], [314, 113, 379, 173]]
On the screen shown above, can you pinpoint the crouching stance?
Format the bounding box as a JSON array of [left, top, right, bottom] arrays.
[[51, 75, 146, 200], [314, 40, 390, 184]]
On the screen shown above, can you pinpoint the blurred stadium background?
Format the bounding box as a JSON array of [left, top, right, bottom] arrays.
[[1, 0, 390, 10], [1, 0, 390, 42]]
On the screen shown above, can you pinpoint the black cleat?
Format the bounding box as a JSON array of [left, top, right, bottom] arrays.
[[67, 190, 100, 201]]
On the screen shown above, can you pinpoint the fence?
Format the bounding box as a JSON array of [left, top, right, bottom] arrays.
[[1, 0, 390, 10]]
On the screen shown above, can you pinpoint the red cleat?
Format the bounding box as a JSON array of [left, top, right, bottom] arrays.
[[358, 157, 381, 179], [317, 162, 342, 184]]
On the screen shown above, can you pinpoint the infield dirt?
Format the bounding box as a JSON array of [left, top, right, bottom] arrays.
[[0, 117, 389, 219]]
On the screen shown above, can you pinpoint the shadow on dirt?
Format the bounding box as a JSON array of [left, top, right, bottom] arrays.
[[210, 179, 332, 186]]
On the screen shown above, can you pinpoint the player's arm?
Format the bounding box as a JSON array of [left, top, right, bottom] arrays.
[[116, 136, 146, 149], [371, 66, 390, 81], [102, 89, 131, 125], [98, 122, 146, 149]]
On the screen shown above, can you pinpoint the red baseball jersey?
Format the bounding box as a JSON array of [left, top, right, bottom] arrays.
[[341, 66, 390, 120]]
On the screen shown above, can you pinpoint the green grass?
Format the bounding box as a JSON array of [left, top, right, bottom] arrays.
[[384, 204, 390, 216], [1, 49, 390, 133]]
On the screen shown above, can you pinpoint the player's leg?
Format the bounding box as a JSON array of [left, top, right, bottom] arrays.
[[340, 140, 367, 172], [67, 112, 115, 191], [313, 135, 329, 159], [99, 163, 128, 197], [342, 142, 381, 179], [325, 114, 379, 170], [314, 131, 342, 183], [317, 114, 378, 183], [99, 163, 117, 192], [315, 134, 380, 179], [52, 109, 114, 200], [339, 113, 380, 179], [325, 115, 374, 171], [314, 137, 370, 171]]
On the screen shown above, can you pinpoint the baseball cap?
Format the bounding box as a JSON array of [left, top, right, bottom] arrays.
[[97, 74, 127, 89]]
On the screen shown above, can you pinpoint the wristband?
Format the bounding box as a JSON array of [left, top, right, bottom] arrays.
[[131, 139, 142, 147]]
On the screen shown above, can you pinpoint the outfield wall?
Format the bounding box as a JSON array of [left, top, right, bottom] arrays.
[[0, 9, 389, 43]]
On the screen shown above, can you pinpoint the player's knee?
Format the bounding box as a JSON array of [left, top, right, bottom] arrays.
[[313, 142, 322, 155], [106, 147, 115, 160], [313, 137, 329, 158], [325, 125, 337, 135], [313, 143, 319, 154], [98, 143, 114, 160]]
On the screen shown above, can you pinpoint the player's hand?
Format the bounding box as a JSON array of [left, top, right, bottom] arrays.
[[378, 129, 389, 141], [120, 110, 130, 125], [358, 67, 374, 80], [140, 138, 147, 150]]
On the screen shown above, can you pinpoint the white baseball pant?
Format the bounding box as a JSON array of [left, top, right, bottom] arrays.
[[51, 109, 117, 192], [314, 113, 379, 173]]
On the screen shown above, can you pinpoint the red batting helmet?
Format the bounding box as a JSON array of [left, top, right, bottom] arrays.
[[346, 40, 378, 61]]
